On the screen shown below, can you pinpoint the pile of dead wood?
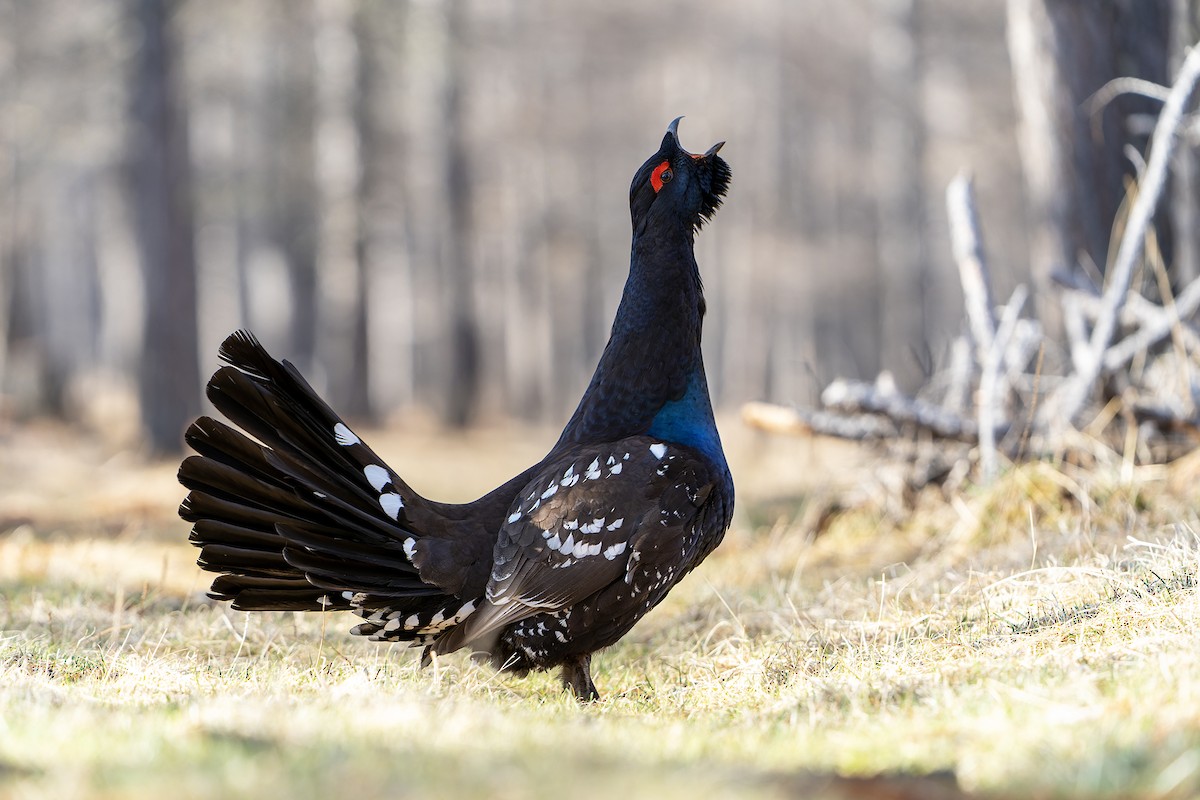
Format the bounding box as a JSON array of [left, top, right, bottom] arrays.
[[745, 45, 1200, 486]]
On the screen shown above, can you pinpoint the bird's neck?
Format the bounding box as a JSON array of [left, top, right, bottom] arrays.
[[555, 226, 725, 466]]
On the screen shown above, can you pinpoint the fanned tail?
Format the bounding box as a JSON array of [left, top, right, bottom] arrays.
[[179, 330, 467, 641]]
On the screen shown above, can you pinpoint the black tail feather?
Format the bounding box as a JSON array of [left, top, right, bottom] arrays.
[[188, 519, 283, 553], [197, 543, 295, 578], [181, 330, 457, 622]]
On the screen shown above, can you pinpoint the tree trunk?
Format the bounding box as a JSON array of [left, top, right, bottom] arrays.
[[1007, 0, 1170, 336], [1170, 0, 1200, 285], [871, 0, 929, 392], [128, 0, 200, 453], [271, 0, 320, 373], [442, 0, 479, 428], [314, 0, 370, 419]]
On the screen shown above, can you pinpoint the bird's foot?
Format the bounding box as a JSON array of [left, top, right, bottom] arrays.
[[560, 654, 600, 703]]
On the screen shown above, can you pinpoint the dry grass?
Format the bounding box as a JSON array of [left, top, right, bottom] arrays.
[[1, 422, 1199, 799]]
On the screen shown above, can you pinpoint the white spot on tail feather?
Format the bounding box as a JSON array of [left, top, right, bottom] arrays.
[[379, 492, 403, 520], [403, 537, 417, 559], [364, 464, 391, 492], [334, 423, 360, 446]]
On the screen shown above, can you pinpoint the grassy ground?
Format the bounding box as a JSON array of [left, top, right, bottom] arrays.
[[1, 421, 1199, 799]]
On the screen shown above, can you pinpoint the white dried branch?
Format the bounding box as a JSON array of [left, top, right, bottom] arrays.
[[1103, 276, 1200, 370], [822, 377, 984, 442], [1058, 275, 1200, 368], [979, 284, 1028, 481], [1085, 76, 1172, 117], [947, 172, 995, 363], [740, 401, 898, 440]]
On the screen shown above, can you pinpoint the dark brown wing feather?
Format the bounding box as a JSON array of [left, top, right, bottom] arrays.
[[432, 437, 716, 654]]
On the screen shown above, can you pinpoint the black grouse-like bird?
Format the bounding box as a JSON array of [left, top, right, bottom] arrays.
[[178, 118, 733, 701]]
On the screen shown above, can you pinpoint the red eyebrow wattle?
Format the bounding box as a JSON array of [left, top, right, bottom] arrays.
[[650, 161, 671, 192]]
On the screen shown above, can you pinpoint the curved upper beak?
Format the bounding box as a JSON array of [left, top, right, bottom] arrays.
[[667, 116, 684, 142], [665, 117, 724, 159]]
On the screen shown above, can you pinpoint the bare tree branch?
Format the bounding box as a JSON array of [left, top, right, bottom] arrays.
[[947, 172, 995, 363], [741, 401, 899, 440], [1085, 76, 1171, 118], [979, 285, 1028, 480], [822, 376, 985, 441]]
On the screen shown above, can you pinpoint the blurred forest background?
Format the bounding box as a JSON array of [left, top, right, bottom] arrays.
[[0, 0, 1193, 452]]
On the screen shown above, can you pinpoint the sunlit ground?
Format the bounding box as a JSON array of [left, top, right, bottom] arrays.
[[1, 418, 1198, 799]]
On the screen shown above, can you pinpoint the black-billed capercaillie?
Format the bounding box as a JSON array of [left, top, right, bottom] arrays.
[[179, 118, 734, 701]]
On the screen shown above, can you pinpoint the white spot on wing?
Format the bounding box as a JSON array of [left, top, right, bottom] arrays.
[[585, 458, 601, 480], [560, 464, 579, 487], [403, 537, 417, 559], [610, 462, 623, 475], [607, 518, 624, 531], [334, 423, 360, 446], [363, 464, 391, 491], [508, 510, 522, 523], [541, 483, 559, 500], [379, 492, 403, 520], [649, 443, 667, 459], [604, 541, 627, 560]]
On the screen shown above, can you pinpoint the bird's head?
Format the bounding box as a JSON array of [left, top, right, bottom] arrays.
[[629, 117, 731, 236]]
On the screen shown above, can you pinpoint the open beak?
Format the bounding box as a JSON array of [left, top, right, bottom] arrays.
[[666, 117, 724, 159]]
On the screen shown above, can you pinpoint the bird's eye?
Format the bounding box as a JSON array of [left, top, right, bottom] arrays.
[[651, 160, 672, 192]]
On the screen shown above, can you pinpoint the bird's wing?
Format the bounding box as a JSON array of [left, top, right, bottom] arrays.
[[434, 437, 716, 652]]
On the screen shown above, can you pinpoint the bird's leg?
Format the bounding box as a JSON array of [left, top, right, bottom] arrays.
[[560, 654, 600, 702]]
